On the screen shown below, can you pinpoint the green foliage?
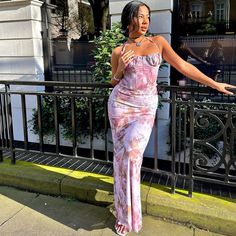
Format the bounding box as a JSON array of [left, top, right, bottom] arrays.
[[196, 17, 216, 35], [30, 96, 55, 137], [29, 96, 105, 142], [91, 22, 126, 84]]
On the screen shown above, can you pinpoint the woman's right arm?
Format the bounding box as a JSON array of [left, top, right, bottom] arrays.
[[110, 47, 123, 86]]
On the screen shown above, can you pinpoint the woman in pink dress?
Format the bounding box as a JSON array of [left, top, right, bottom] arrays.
[[108, 1, 235, 235]]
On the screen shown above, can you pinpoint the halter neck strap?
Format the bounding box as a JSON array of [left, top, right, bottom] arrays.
[[120, 36, 161, 54], [121, 42, 128, 54], [146, 37, 161, 51]]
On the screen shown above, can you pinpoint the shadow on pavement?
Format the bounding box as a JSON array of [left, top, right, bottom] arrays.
[[0, 158, 116, 233]]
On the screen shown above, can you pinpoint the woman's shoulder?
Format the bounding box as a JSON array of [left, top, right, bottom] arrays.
[[148, 35, 168, 53], [150, 35, 167, 45], [112, 45, 124, 56]]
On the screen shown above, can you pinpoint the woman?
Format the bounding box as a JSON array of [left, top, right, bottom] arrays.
[[205, 39, 225, 80], [108, 1, 234, 235]]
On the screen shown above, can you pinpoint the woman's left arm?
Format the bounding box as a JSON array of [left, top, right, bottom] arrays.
[[155, 36, 235, 95]]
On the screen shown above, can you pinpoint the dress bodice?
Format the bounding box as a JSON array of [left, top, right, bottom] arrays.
[[109, 38, 162, 108], [119, 53, 162, 94]]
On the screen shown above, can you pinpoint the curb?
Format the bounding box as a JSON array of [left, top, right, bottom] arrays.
[[0, 159, 235, 236], [146, 184, 236, 236]]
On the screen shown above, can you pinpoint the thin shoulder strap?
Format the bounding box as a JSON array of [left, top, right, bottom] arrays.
[[147, 37, 161, 52], [121, 42, 128, 54]]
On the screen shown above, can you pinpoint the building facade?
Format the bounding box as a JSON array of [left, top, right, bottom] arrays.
[[177, 0, 235, 35], [0, 0, 235, 159]]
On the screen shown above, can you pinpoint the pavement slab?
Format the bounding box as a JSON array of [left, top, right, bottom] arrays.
[[0, 186, 227, 236], [0, 186, 38, 226], [195, 228, 226, 236], [0, 186, 111, 236]]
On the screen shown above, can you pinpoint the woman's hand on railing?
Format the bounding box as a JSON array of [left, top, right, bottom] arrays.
[[225, 87, 236, 95], [214, 82, 236, 95]]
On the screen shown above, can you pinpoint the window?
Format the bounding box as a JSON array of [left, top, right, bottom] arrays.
[[177, 0, 233, 35], [191, 4, 202, 19], [215, 3, 225, 21]]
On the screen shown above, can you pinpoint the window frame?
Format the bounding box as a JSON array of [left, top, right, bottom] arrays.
[[214, 0, 226, 22]]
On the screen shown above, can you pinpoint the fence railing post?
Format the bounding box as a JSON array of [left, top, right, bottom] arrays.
[[54, 96, 60, 155], [0, 94, 3, 162], [21, 94, 28, 150], [5, 84, 15, 164], [171, 89, 177, 194], [154, 113, 158, 171], [37, 95, 44, 152], [188, 92, 195, 198], [71, 96, 77, 157], [89, 97, 94, 159]]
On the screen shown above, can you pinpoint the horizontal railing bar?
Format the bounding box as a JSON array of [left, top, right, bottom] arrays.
[[193, 176, 236, 186], [0, 80, 111, 87], [0, 80, 235, 97], [156, 99, 234, 106], [161, 98, 236, 107], [0, 93, 235, 108], [0, 91, 110, 98], [0, 80, 228, 93], [194, 109, 236, 114], [141, 167, 174, 177], [194, 170, 236, 181]]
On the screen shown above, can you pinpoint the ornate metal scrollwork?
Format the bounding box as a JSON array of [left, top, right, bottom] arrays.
[[193, 111, 226, 172], [193, 108, 236, 181], [193, 142, 226, 172], [195, 111, 225, 142]]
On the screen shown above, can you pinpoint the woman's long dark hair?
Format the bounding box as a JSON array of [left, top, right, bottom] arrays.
[[121, 1, 150, 36]]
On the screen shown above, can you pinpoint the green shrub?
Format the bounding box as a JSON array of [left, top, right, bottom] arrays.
[[91, 22, 126, 84]]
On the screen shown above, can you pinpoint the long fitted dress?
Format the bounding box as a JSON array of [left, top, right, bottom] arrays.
[[108, 40, 162, 233]]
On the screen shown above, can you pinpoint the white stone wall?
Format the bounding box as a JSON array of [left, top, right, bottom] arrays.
[[0, 0, 44, 81], [0, 0, 45, 143]]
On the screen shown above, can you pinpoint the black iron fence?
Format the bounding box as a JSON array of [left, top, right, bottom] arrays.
[[52, 64, 93, 83], [0, 80, 235, 197]]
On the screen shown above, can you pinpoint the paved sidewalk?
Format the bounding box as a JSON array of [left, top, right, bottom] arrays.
[[0, 159, 235, 235], [0, 186, 224, 236]]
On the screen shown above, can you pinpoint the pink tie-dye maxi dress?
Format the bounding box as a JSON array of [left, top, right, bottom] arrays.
[[108, 44, 162, 233]]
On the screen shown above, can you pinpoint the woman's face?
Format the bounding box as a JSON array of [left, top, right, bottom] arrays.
[[129, 5, 150, 36]]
